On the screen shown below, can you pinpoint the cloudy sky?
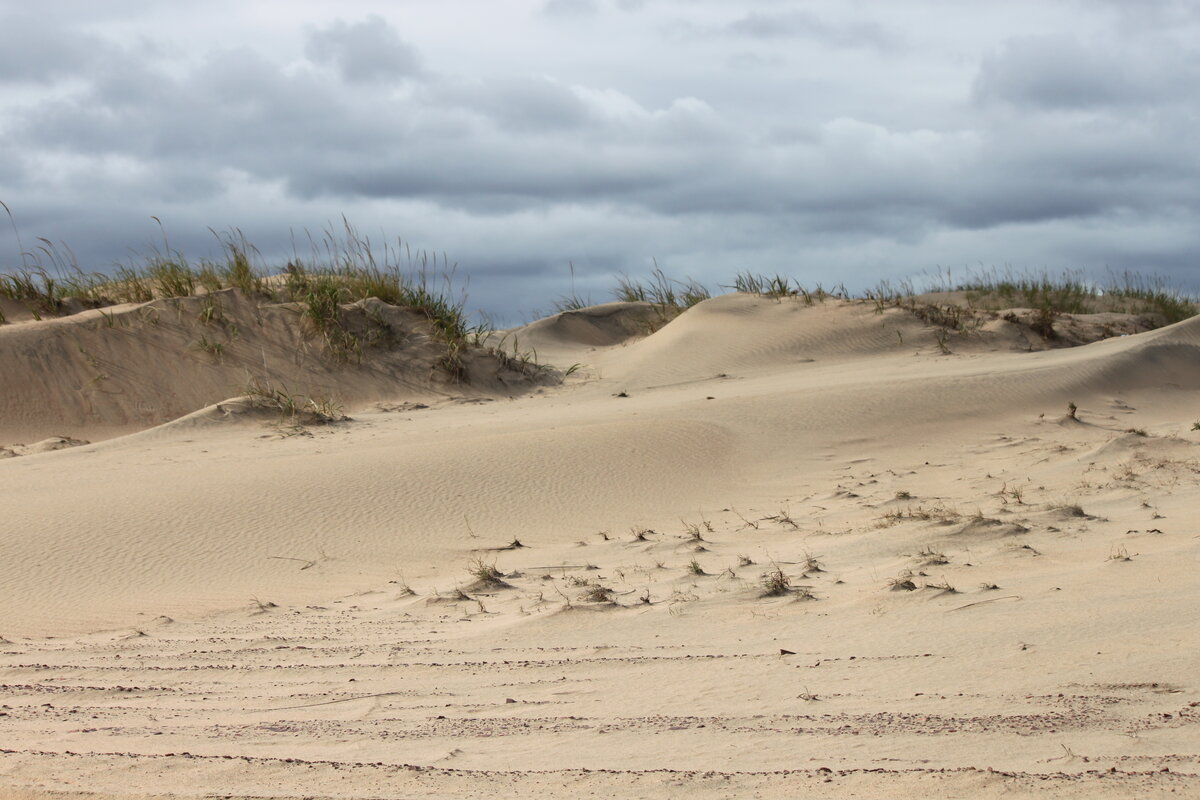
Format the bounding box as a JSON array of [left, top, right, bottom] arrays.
[[2, 0, 1198, 320]]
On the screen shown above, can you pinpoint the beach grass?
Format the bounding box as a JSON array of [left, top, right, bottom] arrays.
[[3, 212, 1196, 344]]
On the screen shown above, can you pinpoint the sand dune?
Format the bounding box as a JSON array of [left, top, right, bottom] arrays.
[[0, 289, 548, 445], [2, 292, 1199, 798]]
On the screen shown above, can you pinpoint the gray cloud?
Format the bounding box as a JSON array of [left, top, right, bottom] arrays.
[[972, 34, 1192, 109], [2, 1, 1199, 319], [541, 0, 599, 19], [434, 76, 590, 133], [0, 12, 116, 83], [304, 15, 421, 83], [726, 10, 895, 49]]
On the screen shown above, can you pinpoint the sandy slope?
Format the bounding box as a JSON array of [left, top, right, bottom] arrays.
[[2, 293, 1199, 798], [0, 289, 546, 445]]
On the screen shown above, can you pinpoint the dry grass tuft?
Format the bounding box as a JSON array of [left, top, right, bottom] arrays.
[[760, 564, 791, 596]]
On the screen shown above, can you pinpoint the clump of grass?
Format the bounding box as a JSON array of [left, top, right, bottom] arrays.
[[296, 275, 362, 362], [580, 582, 614, 603], [212, 229, 266, 295], [729, 273, 848, 304], [244, 379, 300, 417], [242, 379, 345, 424], [554, 261, 592, 312], [1107, 545, 1134, 562], [878, 502, 960, 527], [614, 264, 710, 324], [148, 259, 195, 298], [759, 561, 816, 599], [999, 483, 1025, 504], [555, 293, 590, 312], [888, 572, 918, 592], [479, 332, 565, 383], [760, 564, 791, 596], [928, 267, 1197, 324], [910, 302, 974, 331], [305, 395, 344, 421], [195, 335, 225, 359], [915, 546, 949, 566], [614, 264, 705, 306], [1030, 306, 1059, 339], [2, 215, 487, 372], [731, 271, 795, 298], [765, 508, 799, 529], [392, 574, 417, 596], [686, 558, 706, 576], [467, 558, 506, 585], [864, 278, 912, 311]]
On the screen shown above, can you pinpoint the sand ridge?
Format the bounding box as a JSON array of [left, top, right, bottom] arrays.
[[0, 289, 553, 445]]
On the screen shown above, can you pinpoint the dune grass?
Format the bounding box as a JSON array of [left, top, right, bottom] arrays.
[[242, 379, 345, 424], [0, 218, 480, 369], [926, 267, 1197, 324], [730, 272, 850, 304], [4, 206, 1195, 351], [614, 264, 710, 318]]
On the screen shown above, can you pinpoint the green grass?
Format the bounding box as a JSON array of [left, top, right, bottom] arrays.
[[729, 272, 849, 304], [195, 335, 225, 359], [554, 293, 591, 312], [553, 261, 593, 312], [4, 210, 1195, 365], [0, 219, 475, 373], [928, 267, 1197, 324], [614, 264, 710, 319]]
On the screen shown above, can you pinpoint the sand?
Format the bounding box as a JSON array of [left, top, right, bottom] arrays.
[[2, 291, 1199, 799]]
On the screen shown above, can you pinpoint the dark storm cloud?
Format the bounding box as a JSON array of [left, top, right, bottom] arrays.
[[2, 2, 1199, 314], [304, 15, 421, 83]]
